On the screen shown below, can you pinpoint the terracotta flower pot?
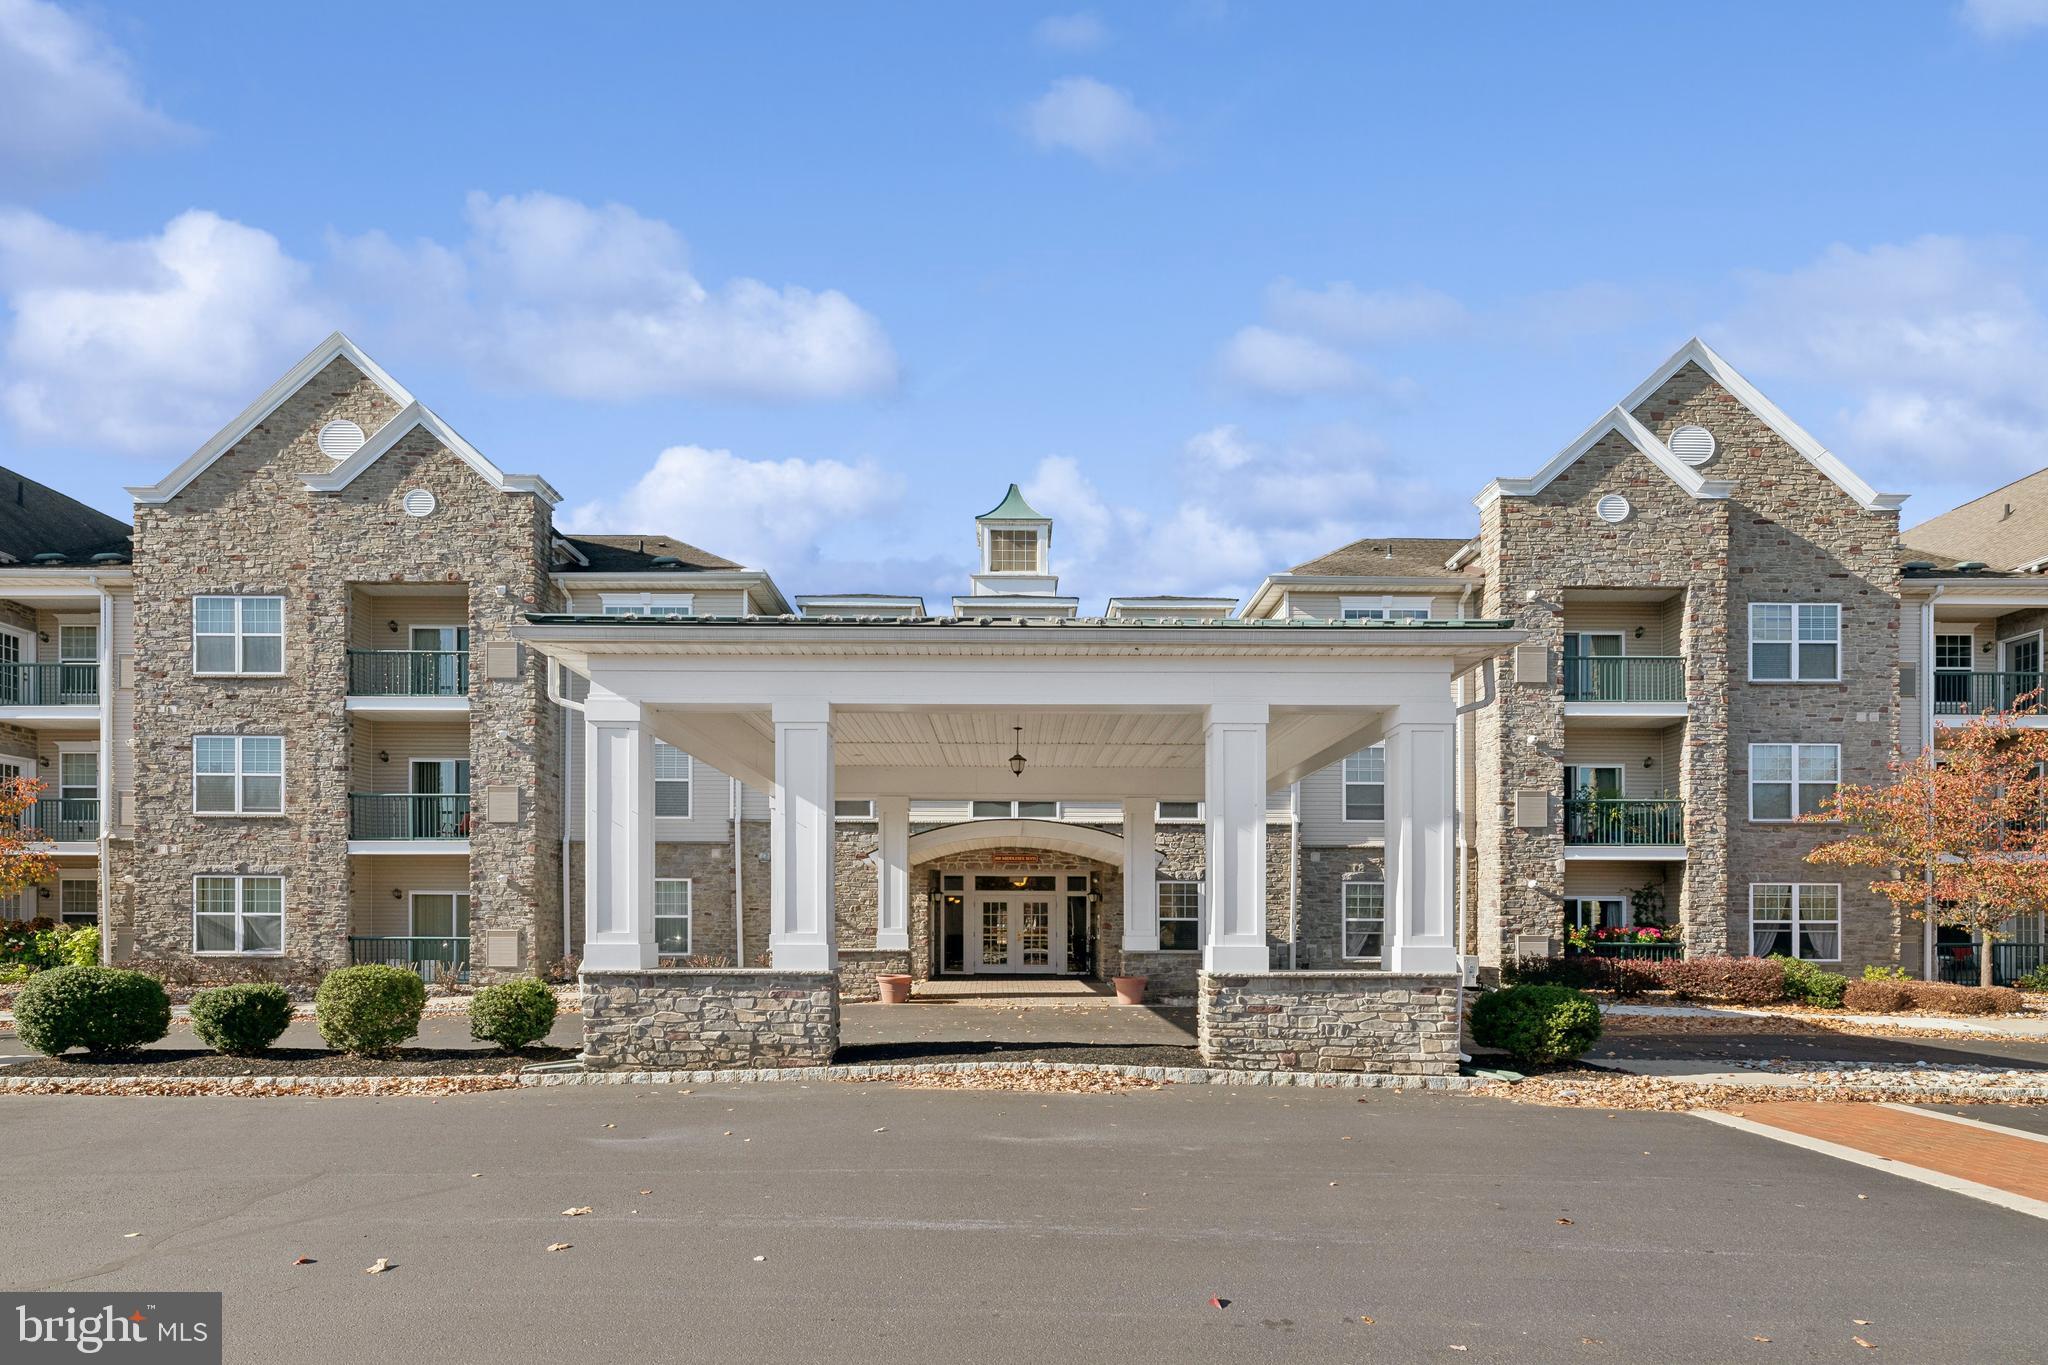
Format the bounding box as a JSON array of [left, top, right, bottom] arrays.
[[1112, 975, 1148, 1006], [877, 973, 913, 1005]]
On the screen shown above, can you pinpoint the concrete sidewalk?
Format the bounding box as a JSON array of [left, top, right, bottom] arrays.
[[1604, 1001, 2048, 1039]]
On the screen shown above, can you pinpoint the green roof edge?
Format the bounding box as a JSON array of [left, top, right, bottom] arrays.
[[977, 483, 1045, 521]]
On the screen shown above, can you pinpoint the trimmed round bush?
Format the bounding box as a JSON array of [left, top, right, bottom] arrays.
[[314, 965, 426, 1054], [1471, 983, 1603, 1066], [469, 977, 559, 1052], [1843, 979, 1913, 1013], [14, 966, 171, 1057], [189, 982, 294, 1055]]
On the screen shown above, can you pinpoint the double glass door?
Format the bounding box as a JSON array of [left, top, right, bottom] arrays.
[[970, 875, 1059, 973]]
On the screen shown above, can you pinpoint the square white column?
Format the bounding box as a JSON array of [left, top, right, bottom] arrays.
[[582, 699, 656, 970], [1384, 700, 1458, 975], [770, 699, 837, 971], [1203, 702, 1269, 974], [875, 794, 910, 951], [1121, 797, 1159, 952]]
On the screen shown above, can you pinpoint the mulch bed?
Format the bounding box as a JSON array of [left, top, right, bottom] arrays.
[[2, 1045, 578, 1078], [833, 1040, 1201, 1068]]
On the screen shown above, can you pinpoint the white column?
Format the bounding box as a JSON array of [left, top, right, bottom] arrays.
[[1384, 700, 1458, 974], [1203, 702, 1269, 973], [875, 794, 910, 951], [1121, 797, 1159, 952], [770, 699, 837, 971], [582, 698, 656, 970]]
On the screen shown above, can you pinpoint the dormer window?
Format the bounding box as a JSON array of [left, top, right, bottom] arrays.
[[986, 528, 1041, 574]]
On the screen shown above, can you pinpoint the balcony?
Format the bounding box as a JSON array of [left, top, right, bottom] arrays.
[[1562, 655, 1686, 723], [1564, 798, 1685, 857], [1933, 941, 2044, 987], [347, 793, 472, 851], [348, 935, 469, 982], [0, 661, 99, 713], [1933, 670, 2046, 723], [20, 797, 99, 844], [345, 650, 469, 713]]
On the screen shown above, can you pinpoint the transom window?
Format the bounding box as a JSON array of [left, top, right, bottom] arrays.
[[1158, 880, 1201, 952], [1749, 603, 1840, 682], [1749, 743, 1839, 821], [194, 735, 284, 814], [1343, 746, 1385, 821], [1342, 596, 1431, 621], [1342, 882, 1385, 961], [1749, 883, 1840, 961], [653, 742, 692, 818], [971, 800, 1059, 819], [193, 874, 283, 955], [655, 878, 692, 955], [193, 596, 283, 675], [600, 592, 695, 617], [1157, 800, 1201, 821], [986, 529, 1040, 573], [835, 799, 875, 819]]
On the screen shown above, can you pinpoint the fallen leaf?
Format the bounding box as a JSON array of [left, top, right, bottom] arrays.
[[874, 1127, 888, 1133], [1329, 1181, 1340, 1187], [603, 1123, 616, 1130], [1208, 1297, 1230, 1309], [638, 1189, 652, 1195], [1359, 1316, 1375, 1325], [562, 1206, 592, 1217], [1752, 1336, 1772, 1343], [1582, 1339, 1605, 1346], [752, 1255, 766, 1263], [121, 1233, 141, 1239], [1449, 1348, 1468, 1354], [1854, 1320, 1870, 1326], [1853, 1337, 1876, 1350], [1556, 1217, 1574, 1226], [470, 1173, 482, 1179], [546, 1242, 572, 1253], [1857, 1194, 1868, 1201], [364, 1258, 391, 1275], [291, 1255, 314, 1267]]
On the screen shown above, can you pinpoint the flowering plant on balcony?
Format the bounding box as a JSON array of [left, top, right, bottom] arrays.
[[1566, 924, 1679, 951]]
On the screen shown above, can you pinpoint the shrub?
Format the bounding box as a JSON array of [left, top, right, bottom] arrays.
[[0, 963, 32, 985], [1776, 956, 1850, 1009], [1862, 964, 1911, 982], [469, 977, 558, 1052], [60, 926, 99, 967], [2017, 963, 2048, 993], [314, 965, 426, 1054], [1505, 955, 1660, 997], [1842, 979, 1913, 1013], [188, 983, 294, 1055], [13, 966, 171, 1056], [0, 919, 98, 972], [1470, 984, 1603, 1065], [1656, 955, 1787, 1005], [1843, 979, 2025, 1015]]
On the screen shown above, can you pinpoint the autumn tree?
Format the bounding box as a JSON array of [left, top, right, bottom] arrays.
[[1805, 701, 2048, 987], [0, 775, 56, 904]]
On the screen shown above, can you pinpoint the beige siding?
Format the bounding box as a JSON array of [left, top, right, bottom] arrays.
[[562, 714, 737, 843], [1299, 759, 1382, 845], [1899, 598, 1927, 755], [351, 716, 471, 794], [1284, 591, 1465, 621], [347, 591, 468, 650], [1559, 598, 1682, 656], [349, 854, 472, 935], [1561, 725, 1685, 800], [109, 588, 135, 827], [560, 586, 747, 617]]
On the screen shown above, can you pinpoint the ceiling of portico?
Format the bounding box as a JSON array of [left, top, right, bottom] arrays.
[[734, 709, 1209, 770]]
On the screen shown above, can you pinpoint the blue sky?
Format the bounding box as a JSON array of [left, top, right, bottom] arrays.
[[4, 1, 2048, 608]]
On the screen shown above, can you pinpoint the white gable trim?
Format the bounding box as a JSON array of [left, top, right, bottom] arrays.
[[127, 332, 415, 506], [298, 402, 561, 504], [1475, 405, 1734, 509]]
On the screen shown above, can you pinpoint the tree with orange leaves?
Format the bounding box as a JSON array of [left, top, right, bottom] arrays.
[[0, 775, 57, 901], [1805, 701, 2048, 987]]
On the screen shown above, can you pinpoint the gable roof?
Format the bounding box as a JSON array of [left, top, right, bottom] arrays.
[[0, 466, 132, 565], [1287, 536, 1476, 578], [1478, 337, 1906, 514], [1901, 466, 2048, 572], [978, 483, 1046, 521], [298, 402, 560, 503], [557, 534, 742, 573]]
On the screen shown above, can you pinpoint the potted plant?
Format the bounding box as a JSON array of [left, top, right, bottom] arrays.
[[1112, 974, 1147, 1006], [877, 972, 912, 1005]]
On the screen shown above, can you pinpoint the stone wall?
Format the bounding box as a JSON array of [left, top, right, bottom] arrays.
[[579, 968, 838, 1069], [838, 948, 913, 1002], [1297, 846, 1384, 970], [1198, 971, 1462, 1075]]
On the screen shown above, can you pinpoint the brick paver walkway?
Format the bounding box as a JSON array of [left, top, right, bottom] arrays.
[[1728, 1102, 2048, 1202]]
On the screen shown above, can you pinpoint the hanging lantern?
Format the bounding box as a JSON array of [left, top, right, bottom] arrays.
[[1009, 724, 1027, 777]]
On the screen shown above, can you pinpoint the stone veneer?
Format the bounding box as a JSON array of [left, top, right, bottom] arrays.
[[1198, 971, 1463, 1075], [1296, 847, 1385, 971], [579, 968, 838, 1069]]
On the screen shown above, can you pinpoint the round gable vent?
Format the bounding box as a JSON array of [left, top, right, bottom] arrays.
[[401, 488, 437, 518], [1669, 424, 1716, 466], [1595, 494, 1631, 524], [317, 419, 366, 460]]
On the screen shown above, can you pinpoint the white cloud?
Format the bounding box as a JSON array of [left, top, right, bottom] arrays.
[[1713, 235, 2048, 475], [1033, 12, 1110, 51], [1022, 76, 1157, 164], [0, 208, 327, 453], [1215, 325, 1367, 397], [0, 0, 190, 186], [563, 443, 906, 577], [1960, 0, 2048, 38], [1261, 280, 1467, 345], [337, 191, 899, 402]]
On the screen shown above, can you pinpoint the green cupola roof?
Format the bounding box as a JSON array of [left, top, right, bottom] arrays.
[[977, 483, 1045, 521]]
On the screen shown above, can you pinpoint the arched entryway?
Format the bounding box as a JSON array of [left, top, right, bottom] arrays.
[[907, 820, 1125, 982]]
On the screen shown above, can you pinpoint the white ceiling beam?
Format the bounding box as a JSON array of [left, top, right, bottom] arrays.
[[646, 712, 776, 791]]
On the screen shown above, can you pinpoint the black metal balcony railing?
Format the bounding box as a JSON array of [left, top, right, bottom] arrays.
[[1566, 941, 1684, 962], [1933, 670, 2046, 717], [1564, 797, 1684, 846], [1563, 655, 1684, 702], [347, 649, 469, 697], [347, 793, 473, 840], [20, 797, 100, 842], [1933, 942, 2045, 987], [347, 935, 469, 982], [0, 661, 99, 707]]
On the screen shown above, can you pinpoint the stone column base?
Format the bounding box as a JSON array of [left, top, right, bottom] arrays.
[[580, 968, 839, 1070], [1198, 970, 1463, 1076]]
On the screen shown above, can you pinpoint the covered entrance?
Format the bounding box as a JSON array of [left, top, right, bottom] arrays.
[[934, 871, 1095, 976]]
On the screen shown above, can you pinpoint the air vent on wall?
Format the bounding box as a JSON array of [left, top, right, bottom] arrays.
[[1595, 494, 1631, 524], [1669, 424, 1716, 466], [401, 488, 437, 518], [317, 419, 366, 460]]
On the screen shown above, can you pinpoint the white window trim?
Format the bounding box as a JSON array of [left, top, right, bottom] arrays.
[[983, 526, 1045, 575], [2000, 630, 2043, 675], [406, 888, 471, 938], [0, 623, 33, 665], [192, 734, 286, 817], [1565, 895, 1630, 930], [1933, 632, 1975, 672], [57, 872, 98, 926], [1156, 879, 1203, 954], [1747, 742, 1841, 823], [654, 876, 693, 957], [1747, 882, 1842, 963], [1340, 595, 1432, 621], [599, 591, 697, 617], [1340, 880, 1386, 961], [1747, 601, 1842, 683], [653, 743, 692, 820], [191, 873, 286, 956], [1156, 800, 1203, 822], [834, 799, 876, 820], [970, 799, 1064, 819], [192, 595, 285, 677], [1342, 746, 1385, 823], [55, 615, 99, 662]]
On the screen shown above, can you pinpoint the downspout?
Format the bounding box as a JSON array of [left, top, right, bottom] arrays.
[[547, 658, 584, 966], [1922, 585, 1941, 981], [732, 776, 745, 963]]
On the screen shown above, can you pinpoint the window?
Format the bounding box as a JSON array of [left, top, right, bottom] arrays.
[[1749, 883, 1840, 961], [1749, 743, 1839, 821], [986, 528, 1039, 573], [600, 593, 695, 617], [1341, 596, 1431, 621], [193, 596, 283, 675], [193, 874, 283, 955], [1566, 896, 1628, 930], [971, 800, 1059, 818], [1934, 634, 1973, 671], [194, 735, 284, 814], [1157, 800, 1201, 821], [653, 742, 691, 818], [655, 878, 692, 955], [834, 799, 875, 819], [1342, 882, 1385, 961], [1158, 880, 1201, 952], [59, 877, 97, 928], [1749, 603, 1839, 682], [1343, 746, 1385, 821]]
